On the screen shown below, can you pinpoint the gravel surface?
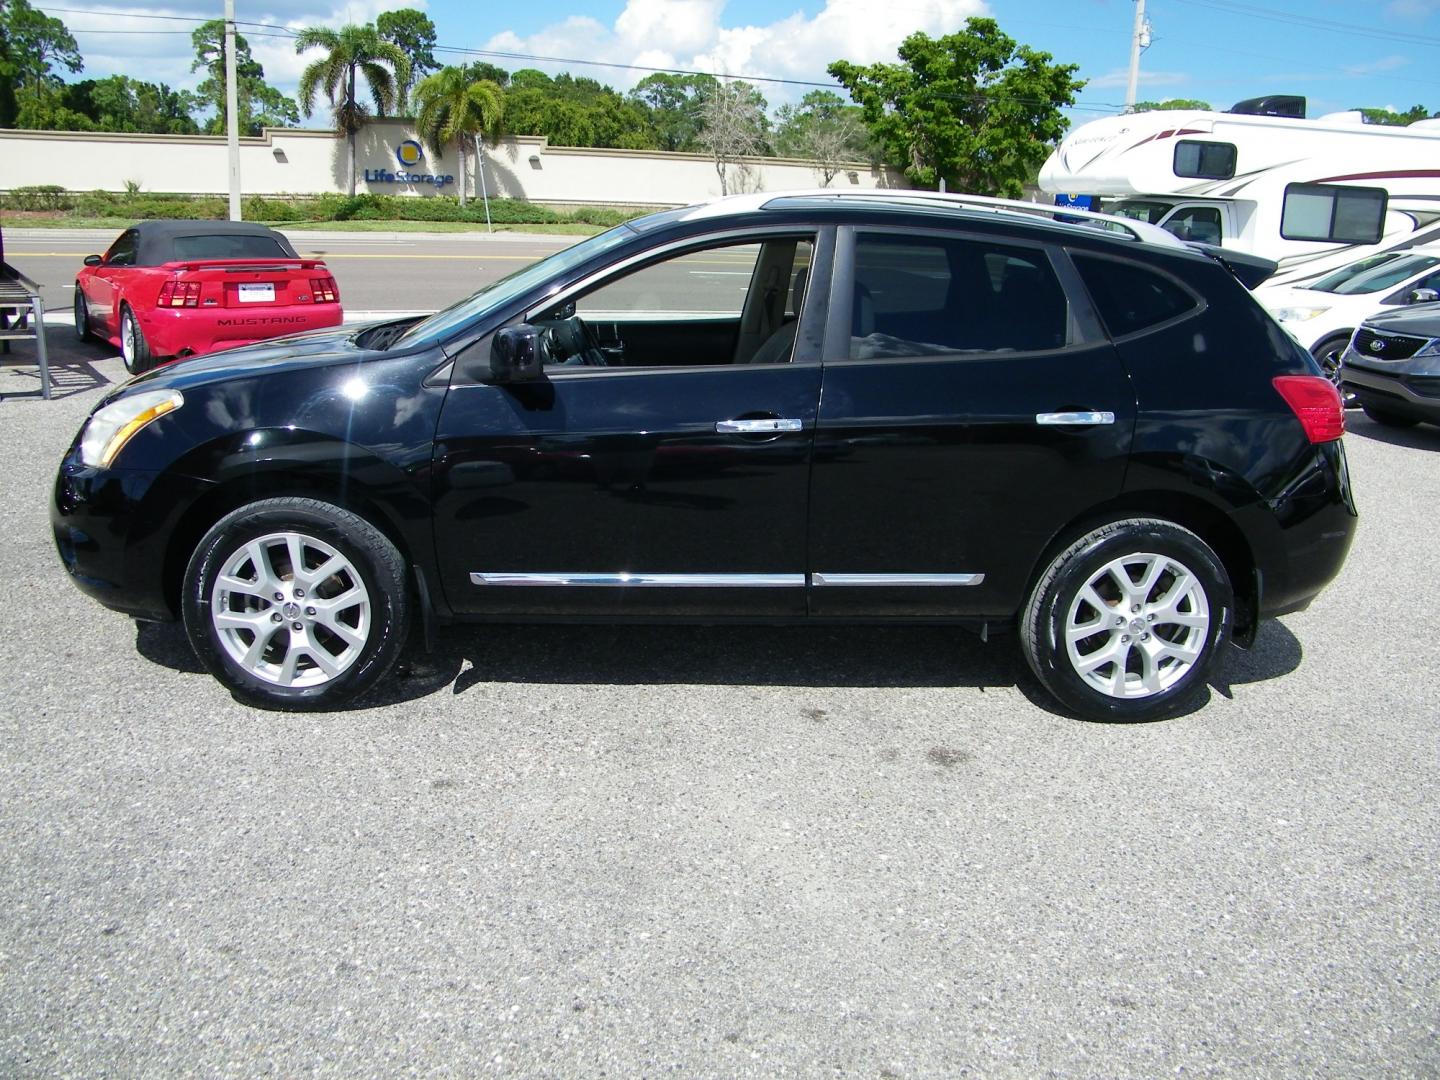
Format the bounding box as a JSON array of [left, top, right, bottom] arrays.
[[2, 342, 1437, 1078]]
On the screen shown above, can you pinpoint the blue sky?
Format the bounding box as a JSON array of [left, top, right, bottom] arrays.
[[45, 0, 1440, 124]]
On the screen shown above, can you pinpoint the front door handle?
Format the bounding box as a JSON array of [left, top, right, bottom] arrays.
[[1036, 410, 1116, 426], [716, 418, 804, 433]]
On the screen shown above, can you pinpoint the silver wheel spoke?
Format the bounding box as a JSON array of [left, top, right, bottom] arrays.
[[314, 613, 365, 648], [241, 622, 283, 669], [301, 554, 346, 589], [214, 609, 273, 633], [1067, 615, 1110, 643], [217, 572, 269, 599], [310, 586, 364, 616], [1076, 638, 1126, 675]]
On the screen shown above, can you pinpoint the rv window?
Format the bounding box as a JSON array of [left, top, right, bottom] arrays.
[[1281, 184, 1387, 244], [1173, 141, 1237, 181]]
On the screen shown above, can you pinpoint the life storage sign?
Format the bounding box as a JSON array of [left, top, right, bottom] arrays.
[[364, 140, 455, 189]]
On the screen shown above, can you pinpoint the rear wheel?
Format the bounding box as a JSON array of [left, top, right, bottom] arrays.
[[1021, 518, 1232, 722], [119, 304, 153, 375], [182, 498, 410, 710], [1361, 403, 1419, 429]]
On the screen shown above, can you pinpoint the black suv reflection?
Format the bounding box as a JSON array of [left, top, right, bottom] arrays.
[[52, 192, 1356, 721]]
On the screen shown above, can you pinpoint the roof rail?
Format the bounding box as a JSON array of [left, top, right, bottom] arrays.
[[759, 189, 1186, 248]]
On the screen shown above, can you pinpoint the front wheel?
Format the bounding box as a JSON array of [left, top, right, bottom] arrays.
[[1020, 518, 1232, 722], [182, 498, 410, 710], [1311, 333, 1352, 396], [73, 286, 97, 343]]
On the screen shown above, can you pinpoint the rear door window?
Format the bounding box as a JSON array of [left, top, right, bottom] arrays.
[[848, 233, 1069, 358], [1072, 254, 1200, 338]]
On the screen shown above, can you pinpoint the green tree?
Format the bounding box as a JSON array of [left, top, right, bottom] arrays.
[[63, 75, 199, 134], [0, 0, 82, 128], [295, 24, 410, 195], [413, 64, 505, 207], [1359, 104, 1433, 126], [377, 8, 438, 114], [774, 89, 872, 183], [505, 69, 655, 149], [628, 72, 717, 151], [190, 19, 298, 136], [1133, 98, 1212, 112], [829, 19, 1084, 197]]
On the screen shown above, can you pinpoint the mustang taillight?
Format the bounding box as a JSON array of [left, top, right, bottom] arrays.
[[310, 276, 339, 303], [157, 281, 201, 308], [1273, 375, 1345, 443]]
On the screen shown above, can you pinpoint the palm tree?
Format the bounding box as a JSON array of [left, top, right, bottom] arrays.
[[412, 66, 506, 208], [295, 24, 410, 196]]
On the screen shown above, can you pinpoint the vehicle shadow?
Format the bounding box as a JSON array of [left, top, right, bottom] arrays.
[[0, 332, 119, 401], [136, 615, 1306, 722], [1344, 416, 1440, 450]]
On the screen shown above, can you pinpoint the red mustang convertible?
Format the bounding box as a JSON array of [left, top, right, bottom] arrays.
[[73, 220, 343, 374]]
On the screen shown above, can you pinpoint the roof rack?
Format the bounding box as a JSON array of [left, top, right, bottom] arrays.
[[758, 189, 1185, 248]]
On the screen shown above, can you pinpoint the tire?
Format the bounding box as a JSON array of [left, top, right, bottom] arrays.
[[1020, 518, 1233, 722], [119, 304, 153, 375], [73, 286, 97, 343], [1361, 403, 1420, 429], [182, 498, 410, 710], [1310, 333, 1350, 390]]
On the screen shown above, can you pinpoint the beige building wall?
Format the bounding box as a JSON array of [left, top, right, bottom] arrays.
[[0, 120, 907, 207]]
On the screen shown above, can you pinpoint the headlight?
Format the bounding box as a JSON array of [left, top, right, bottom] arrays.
[[1415, 338, 1440, 358], [1273, 306, 1331, 323], [79, 389, 184, 468]]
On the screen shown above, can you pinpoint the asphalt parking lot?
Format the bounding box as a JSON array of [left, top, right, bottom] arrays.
[[2, 332, 1438, 1077]]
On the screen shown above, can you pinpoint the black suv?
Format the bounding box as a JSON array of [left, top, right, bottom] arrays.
[[51, 193, 1356, 721], [1341, 303, 1440, 430]]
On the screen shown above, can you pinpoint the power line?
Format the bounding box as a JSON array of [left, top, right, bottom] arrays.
[[1166, 0, 1440, 49]]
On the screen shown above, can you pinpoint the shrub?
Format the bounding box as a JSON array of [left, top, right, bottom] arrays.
[[4, 185, 75, 211]]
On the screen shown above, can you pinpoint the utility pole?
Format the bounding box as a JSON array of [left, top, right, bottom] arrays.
[[224, 0, 243, 220], [1124, 0, 1151, 113]]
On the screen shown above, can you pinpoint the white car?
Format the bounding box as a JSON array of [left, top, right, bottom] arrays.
[[1256, 245, 1440, 382]]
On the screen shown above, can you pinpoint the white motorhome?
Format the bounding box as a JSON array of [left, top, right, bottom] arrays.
[[1039, 96, 1440, 287]]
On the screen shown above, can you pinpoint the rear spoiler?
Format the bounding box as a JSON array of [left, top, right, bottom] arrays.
[[1185, 243, 1277, 290], [158, 258, 329, 273]]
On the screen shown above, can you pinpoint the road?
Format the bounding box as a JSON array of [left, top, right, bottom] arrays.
[[3, 228, 581, 317], [1, 320, 1437, 1074]]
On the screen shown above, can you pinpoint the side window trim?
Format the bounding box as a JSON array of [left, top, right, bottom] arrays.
[[823, 224, 1096, 364], [1067, 249, 1209, 342]]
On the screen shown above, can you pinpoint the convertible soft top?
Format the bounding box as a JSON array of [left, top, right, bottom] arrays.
[[127, 219, 300, 266]]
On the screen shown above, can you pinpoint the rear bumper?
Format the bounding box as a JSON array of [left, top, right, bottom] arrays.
[[140, 304, 343, 358]]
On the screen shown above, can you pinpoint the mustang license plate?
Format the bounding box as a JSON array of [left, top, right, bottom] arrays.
[[238, 283, 276, 303]]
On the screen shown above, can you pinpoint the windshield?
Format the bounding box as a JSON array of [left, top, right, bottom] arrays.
[[1304, 252, 1440, 294], [392, 223, 641, 348], [1107, 200, 1173, 225]]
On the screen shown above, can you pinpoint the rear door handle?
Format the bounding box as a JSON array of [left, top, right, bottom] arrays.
[[1036, 411, 1116, 426], [716, 418, 804, 433]]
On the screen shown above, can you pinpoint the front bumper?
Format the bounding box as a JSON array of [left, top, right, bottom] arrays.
[[1342, 349, 1440, 424], [52, 456, 215, 622]]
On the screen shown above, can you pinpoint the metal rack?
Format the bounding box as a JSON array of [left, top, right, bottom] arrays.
[[0, 222, 51, 399]]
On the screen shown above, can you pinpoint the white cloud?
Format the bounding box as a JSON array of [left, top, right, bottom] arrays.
[[1341, 55, 1410, 77], [479, 0, 990, 100]]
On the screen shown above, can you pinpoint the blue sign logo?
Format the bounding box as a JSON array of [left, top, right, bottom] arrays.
[[365, 141, 454, 188]]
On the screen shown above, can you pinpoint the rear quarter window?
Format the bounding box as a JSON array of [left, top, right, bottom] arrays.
[[172, 234, 291, 260], [1071, 254, 1200, 338]]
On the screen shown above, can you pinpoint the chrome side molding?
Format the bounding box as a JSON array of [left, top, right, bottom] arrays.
[[470, 572, 805, 588], [471, 571, 984, 588], [810, 572, 984, 587], [1035, 411, 1115, 426], [715, 418, 805, 433]]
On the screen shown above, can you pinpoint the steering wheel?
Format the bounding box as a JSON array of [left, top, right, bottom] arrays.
[[543, 316, 609, 367]]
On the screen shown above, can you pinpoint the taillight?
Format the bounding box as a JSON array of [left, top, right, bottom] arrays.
[[157, 281, 201, 308], [310, 276, 339, 303], [1273, 375, 1344, 443]]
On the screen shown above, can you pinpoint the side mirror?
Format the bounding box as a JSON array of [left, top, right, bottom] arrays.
[[487, 324, 548, 384], [1408, 287, 1439, 305], [83, 254, 103, 267]]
